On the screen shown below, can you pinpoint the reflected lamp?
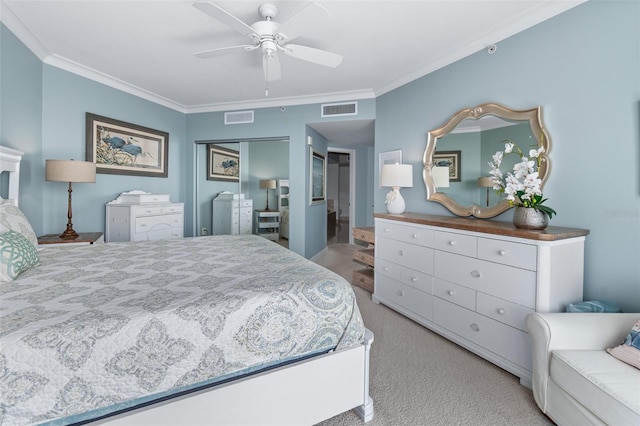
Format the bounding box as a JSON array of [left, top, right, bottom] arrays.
[[478, 176, 494, 207], [260, 179, 276, 211]]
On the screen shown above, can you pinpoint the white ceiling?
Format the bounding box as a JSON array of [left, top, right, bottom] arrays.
[[0, 0, 583, 146]]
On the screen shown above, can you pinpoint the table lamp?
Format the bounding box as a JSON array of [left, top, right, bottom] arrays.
[[380, 163, 413, 214], [478, 176, 494, 206], [45, 159, 96, 239], [260, 179, 276, 211]]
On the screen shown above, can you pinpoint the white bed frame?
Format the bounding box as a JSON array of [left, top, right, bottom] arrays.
[[0, 145, 374, 425]]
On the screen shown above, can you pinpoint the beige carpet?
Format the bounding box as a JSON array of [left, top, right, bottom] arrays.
[[314, 244, 553, 426]]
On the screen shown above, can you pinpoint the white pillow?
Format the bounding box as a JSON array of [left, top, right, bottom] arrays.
[[0, 202, 38, 248]]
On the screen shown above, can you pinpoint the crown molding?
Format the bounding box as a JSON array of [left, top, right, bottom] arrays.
[[0, 1, 49, 61], [185, 89, 375, 114]]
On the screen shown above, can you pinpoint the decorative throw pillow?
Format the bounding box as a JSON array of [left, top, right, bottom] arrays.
[[0, 230, 40, 282], [607, 320, 640, 369], [0, 202, 38, 248]]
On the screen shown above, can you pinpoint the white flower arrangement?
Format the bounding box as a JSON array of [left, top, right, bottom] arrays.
[[488, 140, 556, 219]]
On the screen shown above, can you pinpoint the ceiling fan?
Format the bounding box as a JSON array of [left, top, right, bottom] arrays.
[[193, 1, 343, 83]]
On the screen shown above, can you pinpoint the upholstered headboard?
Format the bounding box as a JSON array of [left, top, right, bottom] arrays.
[[0, 145, 24, 206]]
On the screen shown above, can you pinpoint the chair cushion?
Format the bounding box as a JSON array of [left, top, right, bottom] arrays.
[[551, 350, 640, 425]]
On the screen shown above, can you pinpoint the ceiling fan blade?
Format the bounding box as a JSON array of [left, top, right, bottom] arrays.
[[276, 2, 330, 42], [194, 44, 257, 59], [263, 52, 282, 82], [193, 1, 255, 36], [284, 44, 343, 68]]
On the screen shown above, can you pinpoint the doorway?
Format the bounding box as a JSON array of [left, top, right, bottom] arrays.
[[327, 147, 355, 245]]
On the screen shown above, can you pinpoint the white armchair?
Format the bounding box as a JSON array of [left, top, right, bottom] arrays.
[[526, 312, 639, 425]]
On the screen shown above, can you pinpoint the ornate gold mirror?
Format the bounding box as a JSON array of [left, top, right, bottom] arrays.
[[423, 103, 550, 218]]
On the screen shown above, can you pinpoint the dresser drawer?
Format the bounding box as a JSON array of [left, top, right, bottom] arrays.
[[478, 238, 537, 271], [133, 205, 165, 216], [376, 222, 434, 248], [353, 248, 375, 267], [435, 251, 536, 308], [376, 258, 433, 293], [353, 268, 374, 292], [353, 227, 375, 244], [434, 298, 532, 370], [378, 237, 434, 274], [476, 293, 534, 332], [135, 214, 183, 233], [161, 204, 183, 215], [433, 278, 476, 311], [375, 274, 434, 320], [434, 231, 477, 257]]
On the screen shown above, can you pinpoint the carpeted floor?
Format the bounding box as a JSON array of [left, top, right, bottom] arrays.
[[314, 244, 553, 426]]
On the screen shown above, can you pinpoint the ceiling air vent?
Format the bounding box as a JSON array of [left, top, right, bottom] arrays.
[[224, 110, 254, 125], [321, 102, 357, 117]]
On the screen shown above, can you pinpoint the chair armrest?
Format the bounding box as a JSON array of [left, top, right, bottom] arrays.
[[526, 312, 638, 413]]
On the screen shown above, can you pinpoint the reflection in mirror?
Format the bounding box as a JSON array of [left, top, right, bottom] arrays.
[[423, 103, 550, 218], [195, 138, 289, 240]]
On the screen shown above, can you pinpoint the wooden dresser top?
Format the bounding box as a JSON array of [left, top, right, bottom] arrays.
[[374, 213, 589, 242]]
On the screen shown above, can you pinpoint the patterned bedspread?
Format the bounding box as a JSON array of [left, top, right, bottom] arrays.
[[0, 235, 364, 425]]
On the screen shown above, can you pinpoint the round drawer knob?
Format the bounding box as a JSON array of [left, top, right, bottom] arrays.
[[470, 323, 480, 332], [470, 270, 481, 278], [360, 255, 365, 260], [497, 308, 506, 315], [412, 233, 418, 238], [385, 228, 390, 233], [384, 267, 390, 271], [397, 290, 404, 297], [398, 250, 404, 256], [498, 250, 507, 256], [449, 240, 456, 246], [411, 277, 418, 282], [447, 290, 455, 296]]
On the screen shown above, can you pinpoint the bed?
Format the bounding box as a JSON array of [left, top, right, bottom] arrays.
[[0, 146, 374, 425]]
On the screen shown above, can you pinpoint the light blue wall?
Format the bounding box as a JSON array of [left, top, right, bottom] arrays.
[[186, 101, 376, 257], [376, 1, 640, 312], [40, 66, 188, 236], [0, 24, 43, 232]]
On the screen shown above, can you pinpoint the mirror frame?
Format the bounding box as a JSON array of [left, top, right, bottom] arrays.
[[422, 103, 550, 218]]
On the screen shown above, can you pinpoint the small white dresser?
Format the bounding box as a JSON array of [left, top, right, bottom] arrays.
[[212, 193, 253, 235], [373, 213, 589, 387], [105, 192, 184, 242]]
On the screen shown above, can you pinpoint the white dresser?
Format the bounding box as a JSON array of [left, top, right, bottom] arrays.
[[105, 192, 184, 242], [212, 193, 253, 235], [373, 213, 589, 387]]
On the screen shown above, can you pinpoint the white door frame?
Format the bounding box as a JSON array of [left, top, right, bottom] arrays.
[[328, 147, 355, 245]]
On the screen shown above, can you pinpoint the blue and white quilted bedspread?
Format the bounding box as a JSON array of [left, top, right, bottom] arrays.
[[0, 235, 364, 425]]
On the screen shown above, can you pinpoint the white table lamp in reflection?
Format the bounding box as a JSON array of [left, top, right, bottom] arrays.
[[432, 166, 450, 189], [381, 163, 413, 214]]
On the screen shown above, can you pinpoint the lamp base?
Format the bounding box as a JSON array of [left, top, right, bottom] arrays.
[[385, 187, 406, 214], [59, 227, 79, 240]]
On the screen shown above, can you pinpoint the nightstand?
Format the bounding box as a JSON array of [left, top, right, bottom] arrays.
[[38, 232, 104, 248], [254, 210, 280, 241]]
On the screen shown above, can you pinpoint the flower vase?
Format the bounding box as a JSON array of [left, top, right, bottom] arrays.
[[513, 206, 548, 230]]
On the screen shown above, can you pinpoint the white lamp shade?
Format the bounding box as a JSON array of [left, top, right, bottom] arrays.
[[380, 164, 413, 188], [260, 179, 276, 189], [432, 166, 450, 188], [45, 159, 96, 183]]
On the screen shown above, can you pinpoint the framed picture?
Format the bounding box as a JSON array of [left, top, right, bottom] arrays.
[[207, 145, 239, 182], [378, 150, 402, 188], [433, 150, 461, 182], [86, 113, 169, 177], [309, 147, 326, 205]]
